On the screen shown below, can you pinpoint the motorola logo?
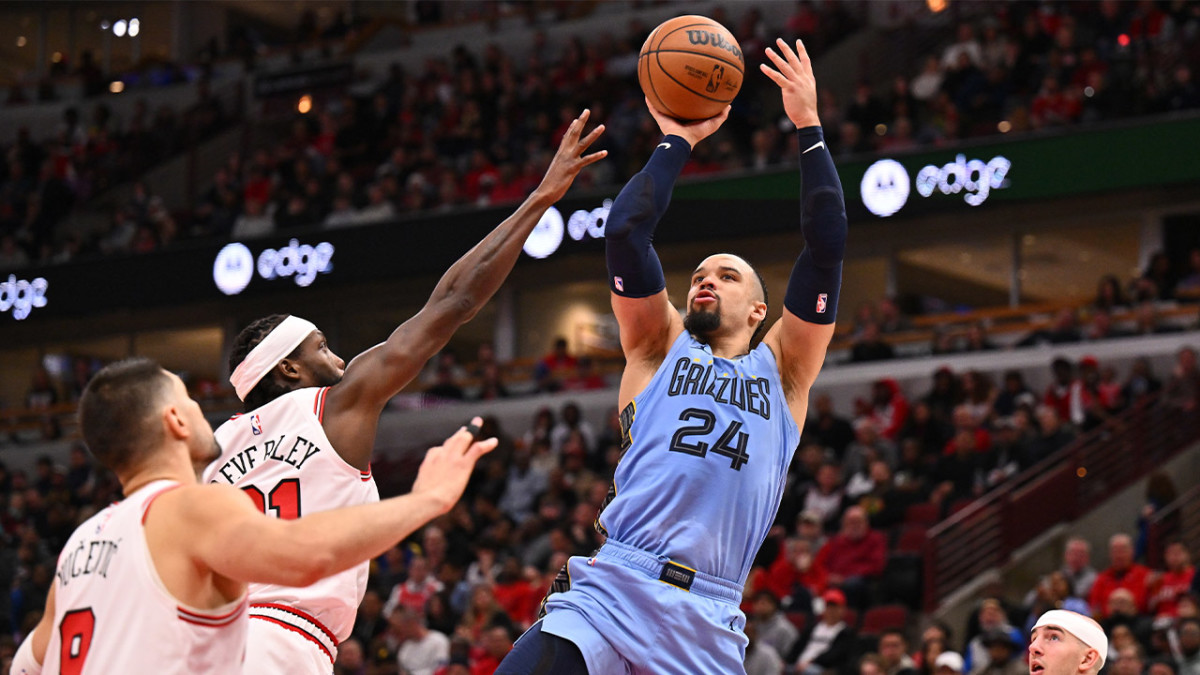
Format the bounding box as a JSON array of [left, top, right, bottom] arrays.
[[862, 154, 1011, 217], [213, 239, 335, 296], [860, 159, 911, 218]]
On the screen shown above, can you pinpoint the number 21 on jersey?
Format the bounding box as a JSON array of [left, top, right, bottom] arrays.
[[242, 478, 301, 519]]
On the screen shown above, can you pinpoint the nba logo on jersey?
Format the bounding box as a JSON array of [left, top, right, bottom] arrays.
[[250, 414, 263, 436], [614, 276, 624, 292], [816, 293, 828, 314]]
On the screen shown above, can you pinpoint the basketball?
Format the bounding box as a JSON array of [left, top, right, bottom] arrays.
[[638, 15, 744, 121]]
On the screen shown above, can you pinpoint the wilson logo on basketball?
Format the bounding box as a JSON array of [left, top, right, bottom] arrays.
[[684, 30, 743, 61]]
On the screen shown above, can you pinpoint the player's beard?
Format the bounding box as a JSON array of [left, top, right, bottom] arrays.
[[684, 306, 722, 340]]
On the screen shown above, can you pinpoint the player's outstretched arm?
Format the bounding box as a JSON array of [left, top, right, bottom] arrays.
[[759, 39, 846, 427], [9, 585, 53, 674], [169, 421, 495, 588], [322, 113, 605, 465], [609, 101, 729, 405]]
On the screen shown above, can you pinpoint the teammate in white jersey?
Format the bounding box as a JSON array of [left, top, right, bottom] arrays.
[[203, 111, 606, 671], [11, 358, 496, 675]]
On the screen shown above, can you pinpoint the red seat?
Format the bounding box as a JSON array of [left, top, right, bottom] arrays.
[[904, 502, 941, 526], [859, 604, 910, 634], [895, 525, 928, 554], [786, 611, 808, 632]]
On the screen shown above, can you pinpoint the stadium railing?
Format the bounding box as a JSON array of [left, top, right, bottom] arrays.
[[1145, 483, 1200, 569], [922, 393, 1200, 611]]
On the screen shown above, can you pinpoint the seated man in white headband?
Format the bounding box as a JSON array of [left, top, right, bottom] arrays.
[[1029, 610, 1108, 675], [202, 111, 606, 675]]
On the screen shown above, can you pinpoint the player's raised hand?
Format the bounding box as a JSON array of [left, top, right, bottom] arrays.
[[646, 97, 730, 148], [761, 38, 820, 129], [410, 416, 498, 514], [534, 109, 607, 204]]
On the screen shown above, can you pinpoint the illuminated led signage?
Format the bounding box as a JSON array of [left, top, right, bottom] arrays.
[[862, 154, 1011, 217], [523, 199, 613, 259], [213, 239, 335, 296], [0, 274, 48, 320]]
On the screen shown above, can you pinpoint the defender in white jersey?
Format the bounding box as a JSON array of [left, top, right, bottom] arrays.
[[205, 385, 379, 667], [205, 111, 606, 672], [12, 358, 497, 675]]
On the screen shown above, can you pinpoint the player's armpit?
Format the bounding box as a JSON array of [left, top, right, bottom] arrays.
[[763, 310, 835, 425]]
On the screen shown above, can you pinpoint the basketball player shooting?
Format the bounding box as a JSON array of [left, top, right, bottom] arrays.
[[497, 39, 846, 674], [200, 112, 605, 672], [10, 358, 495, 675]]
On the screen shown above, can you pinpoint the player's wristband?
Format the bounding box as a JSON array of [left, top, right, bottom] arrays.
[[13, 633, 43, 675], [785, 250, 842, 324]]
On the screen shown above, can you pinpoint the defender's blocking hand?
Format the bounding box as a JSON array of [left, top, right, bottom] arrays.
[[411, 416, 498, 514], [534, 109, 607, 204], [761, 38, 820, 129]]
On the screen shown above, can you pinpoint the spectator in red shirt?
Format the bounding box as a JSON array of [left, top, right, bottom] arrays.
[[1044, 357, 1084, 425], [562, 357, 606, 392], [759, 535, 828, 615], [470, 625, 514, 675], [942, 404, 991, 456], [869, 378, 910, 441], [536, 337, 577, 393], [818, 506, 886, 609], [1089, 533, 1151, 617], [384, 554, 444, 617], [491, 557, 540, 630], [1149, 541, 1196, 618]]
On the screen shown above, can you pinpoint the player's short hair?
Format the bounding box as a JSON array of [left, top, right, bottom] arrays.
[[733, 255, 769, 346], [79, 357, 173, 474], [229, 314, 301, 410]]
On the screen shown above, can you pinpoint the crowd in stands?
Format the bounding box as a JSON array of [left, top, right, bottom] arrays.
[[2, 1, 1197, 270], [5, 334, 1200, 673], [849, 252, 1200, 363], [0, 88, 233, 270]]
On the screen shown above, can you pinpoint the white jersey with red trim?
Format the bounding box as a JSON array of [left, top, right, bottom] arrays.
[[203, 386, 379, 661], [43, 480, 248, 674]]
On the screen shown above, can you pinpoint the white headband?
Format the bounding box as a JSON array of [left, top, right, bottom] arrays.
[[230, 316, 317, 400], [1034, 610, 1108, 667]]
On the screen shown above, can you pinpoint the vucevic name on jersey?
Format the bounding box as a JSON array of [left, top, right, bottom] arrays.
[[45, 481, 248, 674]]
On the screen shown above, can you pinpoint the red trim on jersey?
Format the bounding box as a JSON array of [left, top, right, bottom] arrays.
[[250, 603, 338, 646], [360, 463, 372, 482], [177, 601, 246, 627], [315, 387, 330, 423], [140, 484, 183, 525], [250, 616, 334, 664], [229, 413, 243, 421]]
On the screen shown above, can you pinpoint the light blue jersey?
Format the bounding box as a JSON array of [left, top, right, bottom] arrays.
[[598, 330, 801, 585], [534, 330, 801, 675]]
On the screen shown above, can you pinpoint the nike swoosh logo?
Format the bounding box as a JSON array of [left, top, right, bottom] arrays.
[[657, 142, 671, 150], [803, 141, 826, 154]]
